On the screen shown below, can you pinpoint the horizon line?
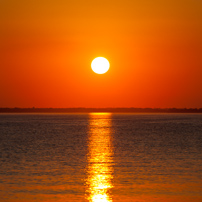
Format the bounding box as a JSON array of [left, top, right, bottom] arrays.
[[0, 107, 202, 113]]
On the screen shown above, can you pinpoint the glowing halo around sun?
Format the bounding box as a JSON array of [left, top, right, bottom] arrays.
[[91, 57, 110, 74]]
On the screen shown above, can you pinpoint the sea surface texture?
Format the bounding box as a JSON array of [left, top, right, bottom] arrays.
[[0, 113, 202, 202]]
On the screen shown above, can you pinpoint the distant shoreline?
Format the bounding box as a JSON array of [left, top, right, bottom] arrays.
[[0, 108, 202, 113]]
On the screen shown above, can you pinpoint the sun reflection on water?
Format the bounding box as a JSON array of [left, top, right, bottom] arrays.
[[86, 113, 114, 202]]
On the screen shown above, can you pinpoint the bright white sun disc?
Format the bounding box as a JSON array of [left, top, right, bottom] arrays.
[[91, 57, 110, 74]]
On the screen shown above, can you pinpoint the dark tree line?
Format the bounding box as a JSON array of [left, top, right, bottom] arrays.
[[0, 108, 202, 113]]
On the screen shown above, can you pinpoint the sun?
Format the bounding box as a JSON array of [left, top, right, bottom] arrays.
[[91, 57, 110, 74]]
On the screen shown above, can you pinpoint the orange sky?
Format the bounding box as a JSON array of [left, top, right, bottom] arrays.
[[0, 0, 202, 108]]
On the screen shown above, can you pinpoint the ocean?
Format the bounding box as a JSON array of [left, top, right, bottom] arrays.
[[0, 113, 202, 202]]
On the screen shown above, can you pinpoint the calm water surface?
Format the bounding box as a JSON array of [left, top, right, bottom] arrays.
[[0, 113, 202, 202]]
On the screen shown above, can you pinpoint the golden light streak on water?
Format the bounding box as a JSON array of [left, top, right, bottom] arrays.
[[86, 113, 114, 202]]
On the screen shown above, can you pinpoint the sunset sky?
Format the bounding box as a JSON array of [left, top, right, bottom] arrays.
[[0, 0, 202, 108]]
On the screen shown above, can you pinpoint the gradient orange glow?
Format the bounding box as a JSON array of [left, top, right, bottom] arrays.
[[0, 1, 202, 108]]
